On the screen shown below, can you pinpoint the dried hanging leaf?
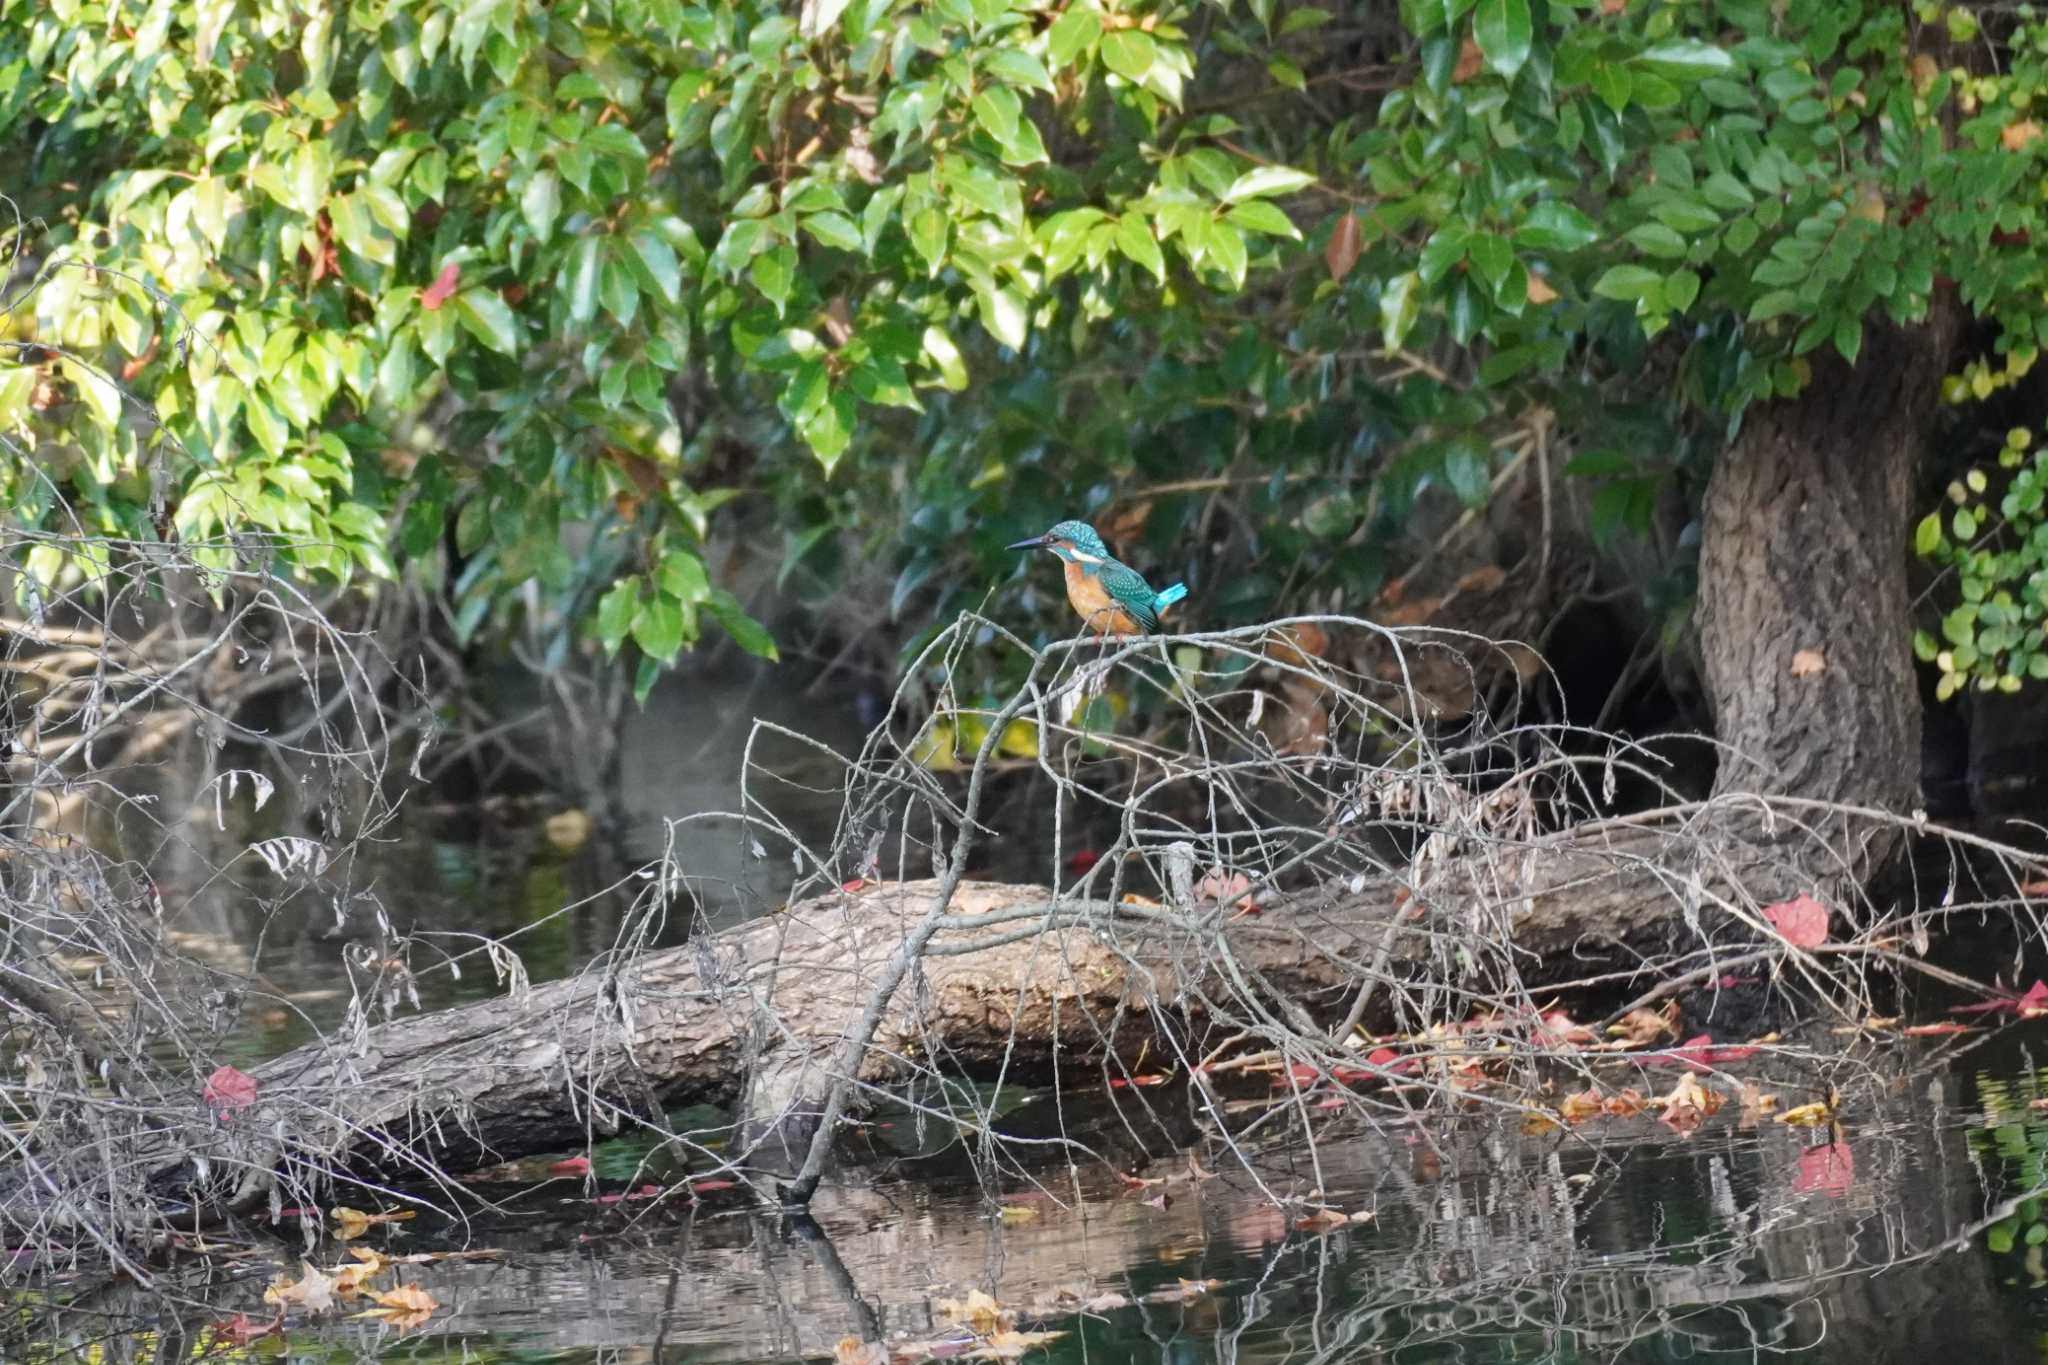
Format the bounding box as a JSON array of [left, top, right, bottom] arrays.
[[997, 1204, 1039, 1224], [1324, 212, 1362, 282], [1609, 1003, 1680, 1044]]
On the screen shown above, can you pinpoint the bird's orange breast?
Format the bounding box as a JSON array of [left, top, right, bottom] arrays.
[[1063, 560, 1143, 635]]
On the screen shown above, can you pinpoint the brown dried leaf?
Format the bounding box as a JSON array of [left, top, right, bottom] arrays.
[[2005, 119, 2044, 151], [264, 1260, 337, 1314], [1325, 213, 1361, 283], [1452, 37, 1484, 82], [1610, 1004, 1680, 1044], [1525, 272, 1560, 305], [364, 1283, 438, 1330], [834, 1337, 889, 1365]]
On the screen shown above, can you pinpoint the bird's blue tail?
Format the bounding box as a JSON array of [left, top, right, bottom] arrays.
[[1154, 582, 1189, 613]]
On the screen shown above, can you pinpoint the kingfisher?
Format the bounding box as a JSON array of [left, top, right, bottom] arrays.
[[1007, 520, 1188, 635]]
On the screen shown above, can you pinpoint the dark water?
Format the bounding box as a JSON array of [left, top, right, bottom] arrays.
[[26, 660, 2048, 1363], [23, 1032, 2048, 1363]]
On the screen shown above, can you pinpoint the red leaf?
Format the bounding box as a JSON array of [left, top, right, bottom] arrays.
[[2023, 980, 2048, 1017], [1535, 1009, 1596, 1047], [1066, 847, 1100, 874], [203, 1064, 259, 1113], [1793, 1141, 1855, 1197], [1763, 893, 1829, 948], [1650, 1035, 1759, 1072], [420, 262, 461, 311], [1109, 1072, 1170, 1088], [689, 1178, 738, 1193], [548, 1156, 592, 1177]]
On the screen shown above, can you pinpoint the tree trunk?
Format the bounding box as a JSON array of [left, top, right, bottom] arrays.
[[1695, 311, 1961, 889]]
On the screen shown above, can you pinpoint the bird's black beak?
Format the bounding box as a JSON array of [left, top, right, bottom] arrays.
[[1006, 534, 1049, 552]]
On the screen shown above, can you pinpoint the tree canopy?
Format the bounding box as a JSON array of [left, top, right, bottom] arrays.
[[3, 0, 2045, 697]]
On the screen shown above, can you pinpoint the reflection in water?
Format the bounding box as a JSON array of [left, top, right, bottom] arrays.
[[23, 1038, 2048, 1363]]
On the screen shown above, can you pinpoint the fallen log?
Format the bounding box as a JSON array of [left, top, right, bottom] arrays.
[[124, 819, 1759, 1217]]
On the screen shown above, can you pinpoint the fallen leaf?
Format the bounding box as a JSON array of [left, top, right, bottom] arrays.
[[331, 1206, 371, 1240], [936, 1290, 1011, 1335], [1558, 1088, 1604, 1123], [1534, 1009, 1596, 1047], [1793, 1140, 1855, 1196], [1610, 1004, 1680, 1044], [1604, 1087, 1647, 1117], [420, 261, 461, 310], [835, 1336, 889, 1365], [1142, 1191, 1172, 1210], [1294, 1208, 1353, 1232], [1789, 648, 1827, 676], [1763, 893, 1829, 949], [203, 1064, 259, 1114], [364, 1283, 438, 1330], [547, 1156, 593, 1177], [1777, 1101, 1835, 1128], [265, 1260, 337, 1314], [1520, 1109, 1561, 1136], [208, 1313, 281, 1346]]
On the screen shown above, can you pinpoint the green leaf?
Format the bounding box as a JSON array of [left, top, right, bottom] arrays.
[[1592, 265, 1663, 301], [1047, 6, 1098, 65], [1517, 201, 1599, 252], [977, 283, 1030, 349], [803, 211, 865, 253], [631, 231, 685, 305], [985, 47, 1054, 92], [750, 245, 797, 313], [1663, 268, 1701, 312], [1379, 269, 1421, 349], [923, 325, 969, 390], [1099, 29, 1157, 81], [1225, 200, 1300, 238], [1633, 39, 1737, 79], [567, 238, 603, 324], [455, 289, 521, 356], [597, 577, 641, 656], [659, 548, 711, 602], [1915, 512, 1943, 557], [521, 170, 561, 243], [705, 589, 780, 660], [1625, 223, 1688, 258], [1116, 212, 1167, 282], [1472, 0, 1533, 79], [632, 594, 687, 662], [1222, 165, 1316, 202], [972, 85, 1023, 148]]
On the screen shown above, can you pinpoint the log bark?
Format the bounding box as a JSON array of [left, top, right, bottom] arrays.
[[110, 823, 1757, 1212]]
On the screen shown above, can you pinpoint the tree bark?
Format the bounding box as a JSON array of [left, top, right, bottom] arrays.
[[1695, 311, 1961, 888]]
